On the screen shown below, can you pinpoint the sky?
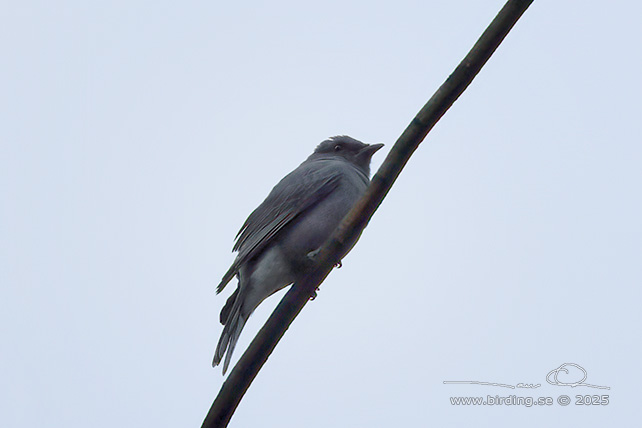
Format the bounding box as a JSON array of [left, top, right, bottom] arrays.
[[1, 1, 641, 427]]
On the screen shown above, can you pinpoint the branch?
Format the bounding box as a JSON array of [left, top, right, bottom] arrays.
[[202, 0, 534, 426]]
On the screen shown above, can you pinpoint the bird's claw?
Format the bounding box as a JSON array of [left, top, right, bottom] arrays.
[[334, 260, 343, 268], [309, 288, 320, 301]]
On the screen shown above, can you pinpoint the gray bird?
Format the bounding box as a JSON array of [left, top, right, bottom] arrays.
[[214, 136, 384, 373]]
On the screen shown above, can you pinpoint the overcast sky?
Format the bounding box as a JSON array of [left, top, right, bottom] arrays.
[[2, 1, 641, 427]]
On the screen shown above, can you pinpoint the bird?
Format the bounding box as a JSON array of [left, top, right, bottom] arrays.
[[213, 136, 384, 374]]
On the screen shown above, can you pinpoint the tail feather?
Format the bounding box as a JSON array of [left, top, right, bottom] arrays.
[[220, 288, 239, 324], [217, 265, 237, 294], [213, 295, 248, 375], [222, 315, 246, 374]]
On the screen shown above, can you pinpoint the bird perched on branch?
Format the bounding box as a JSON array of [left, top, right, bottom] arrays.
[[214, 136, 384, 374]]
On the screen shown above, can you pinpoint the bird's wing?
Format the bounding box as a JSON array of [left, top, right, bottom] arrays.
[[217, 162, 341, 293]]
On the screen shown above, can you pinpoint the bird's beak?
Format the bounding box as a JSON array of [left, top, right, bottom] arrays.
[[360, 143, 384, 157]]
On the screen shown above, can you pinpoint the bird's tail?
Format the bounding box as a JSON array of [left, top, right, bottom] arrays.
[[213, 295, 247, 375]]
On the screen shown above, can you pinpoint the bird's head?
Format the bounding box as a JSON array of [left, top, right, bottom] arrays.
[[308, 136, 384, 176]]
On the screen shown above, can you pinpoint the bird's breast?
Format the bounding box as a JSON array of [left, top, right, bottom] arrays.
[[277, 168, 368, 265]]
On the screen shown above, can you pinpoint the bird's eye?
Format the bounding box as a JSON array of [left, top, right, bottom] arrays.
[[334, 145, 342, 151]]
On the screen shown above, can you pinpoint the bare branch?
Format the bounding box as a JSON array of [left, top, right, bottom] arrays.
[[202, 1, 535, 426]]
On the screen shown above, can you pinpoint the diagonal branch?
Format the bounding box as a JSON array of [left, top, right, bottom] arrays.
[[202, 0, 535, 426]]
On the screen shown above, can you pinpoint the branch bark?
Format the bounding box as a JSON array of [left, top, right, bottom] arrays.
[[202, 0, 534, 426]]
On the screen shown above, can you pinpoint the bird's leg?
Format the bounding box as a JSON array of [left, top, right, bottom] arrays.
[[305, 254, 341, 300]]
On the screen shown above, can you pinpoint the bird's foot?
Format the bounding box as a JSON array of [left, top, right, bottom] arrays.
[[309, 287, 320, 301], [307, 250, 343, 269]]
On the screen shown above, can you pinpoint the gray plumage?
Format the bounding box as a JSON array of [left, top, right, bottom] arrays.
[[214, 136, 384, 373]]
